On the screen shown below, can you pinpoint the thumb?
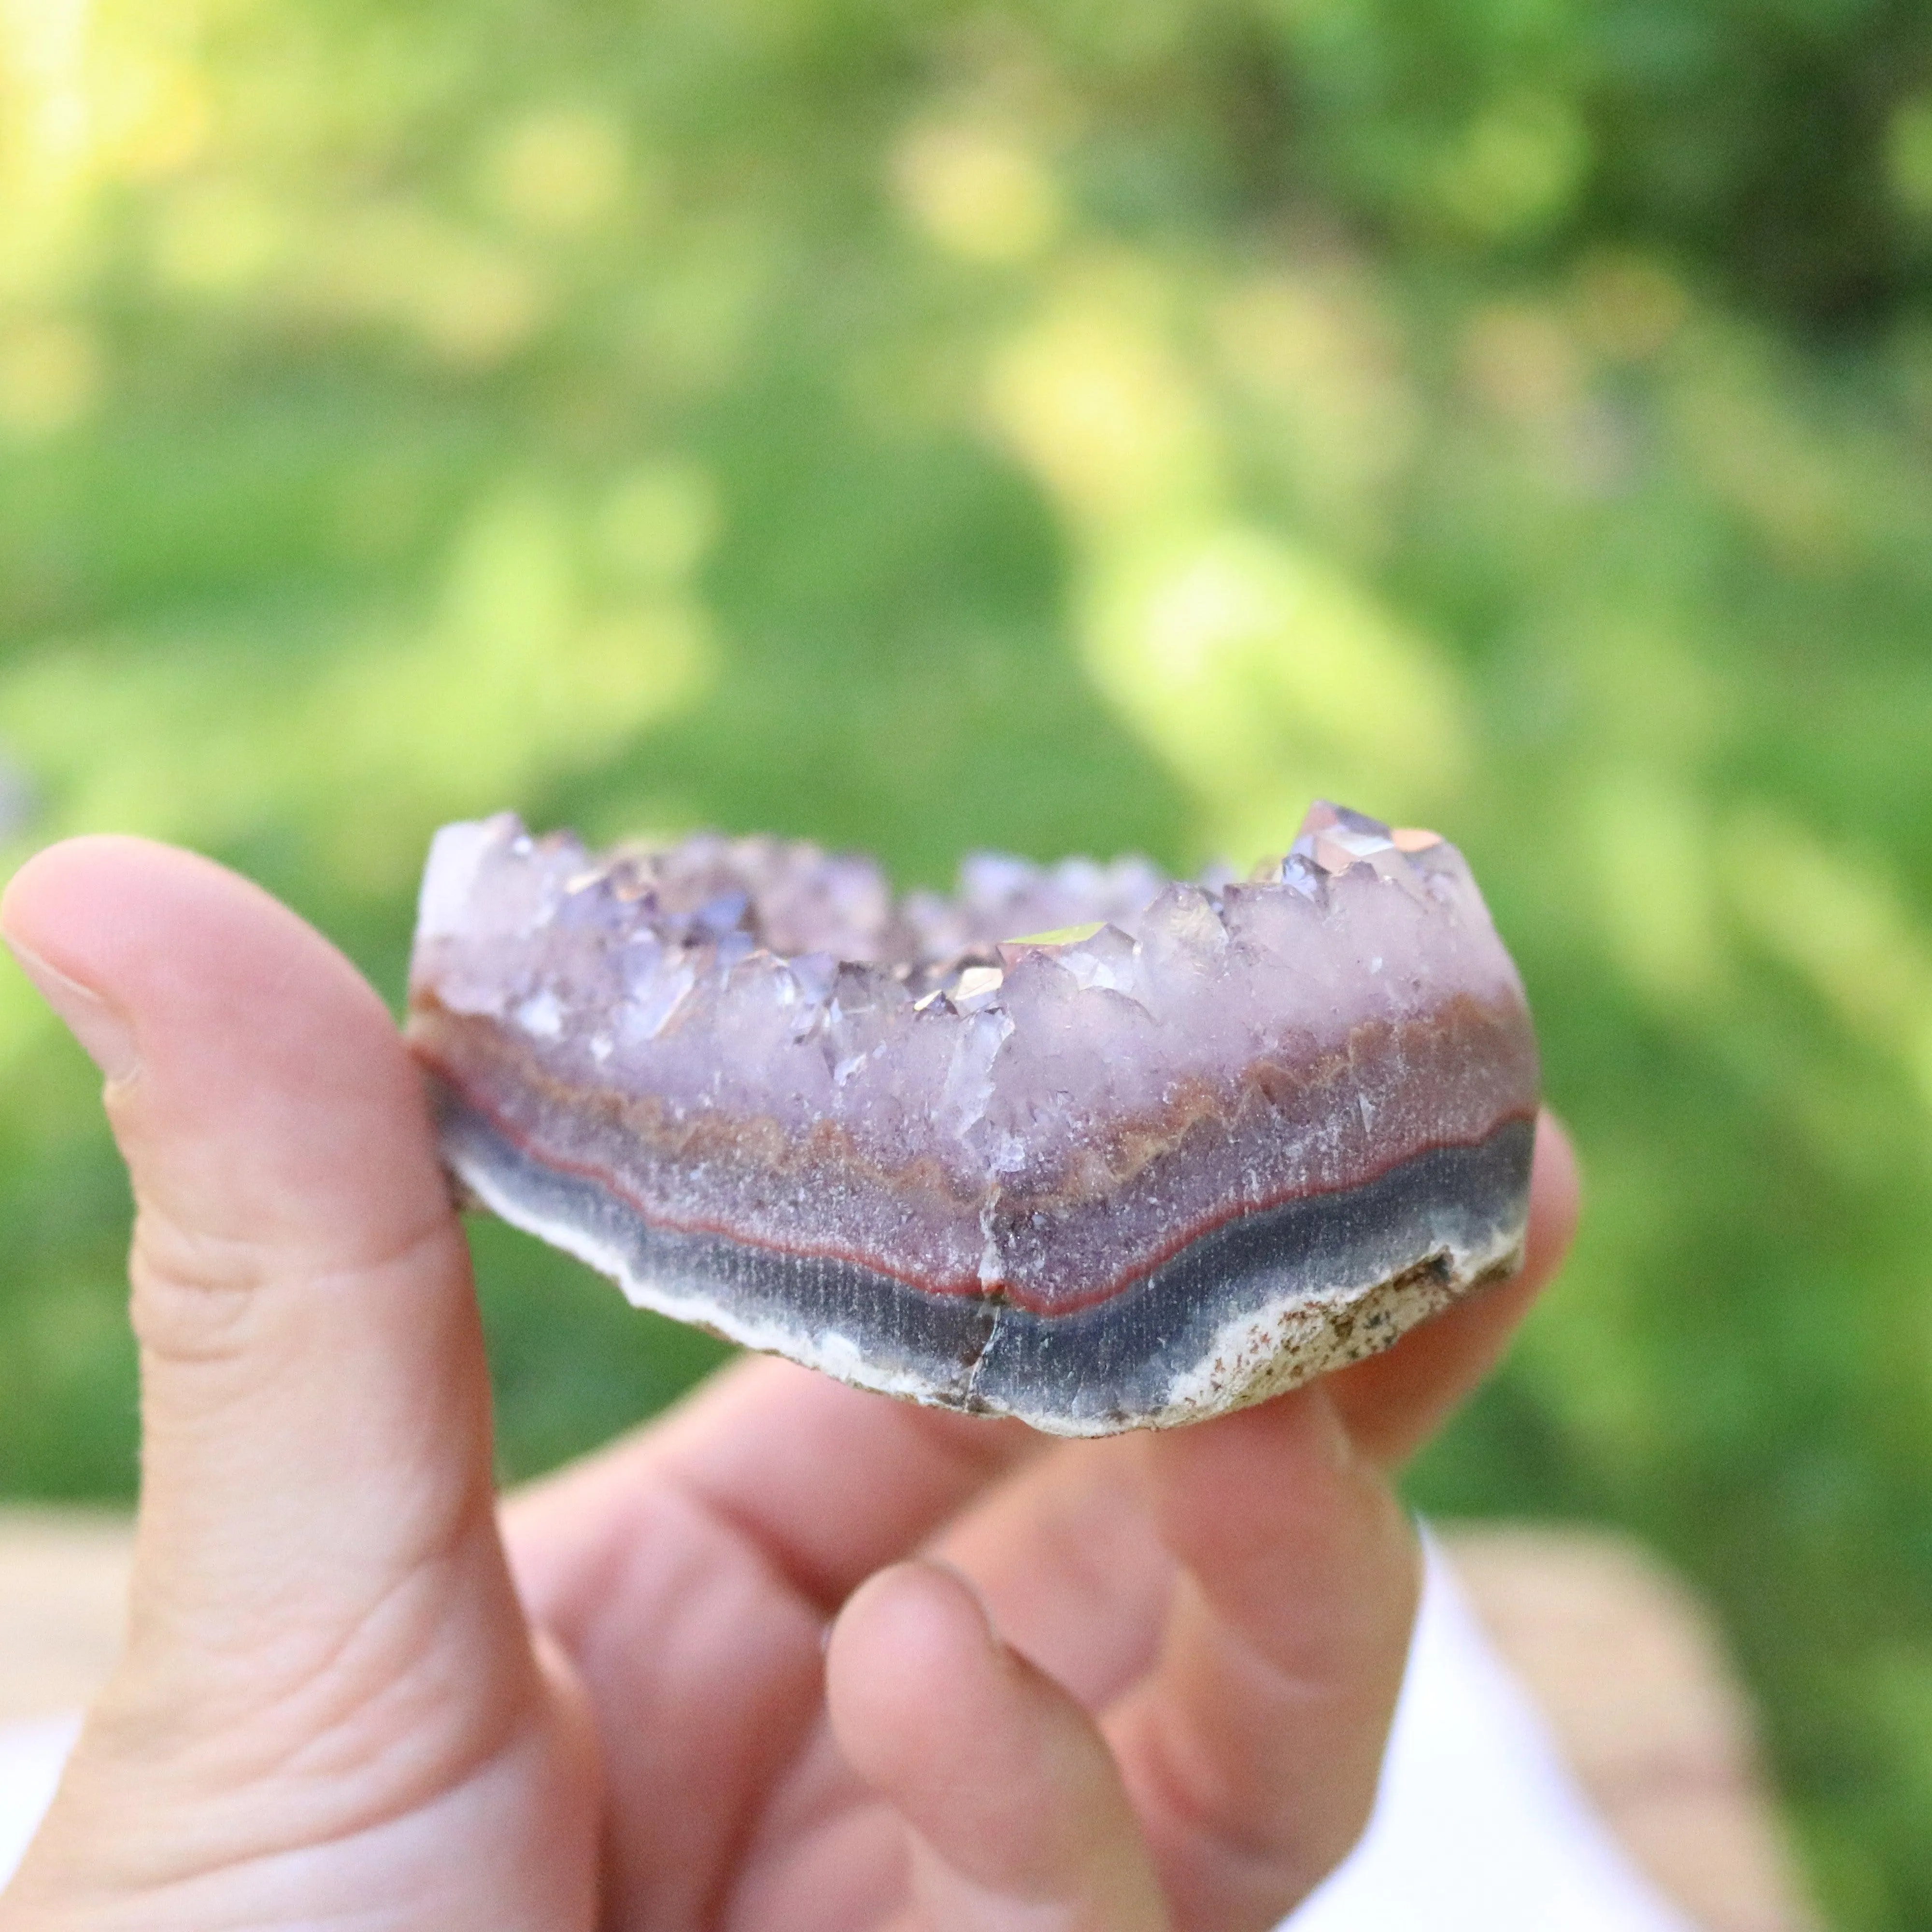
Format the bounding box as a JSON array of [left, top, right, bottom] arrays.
[[0, 838, 537, 1847]]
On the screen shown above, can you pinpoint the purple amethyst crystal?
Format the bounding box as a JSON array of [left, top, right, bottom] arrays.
[[406, 802, 1539, 1434]]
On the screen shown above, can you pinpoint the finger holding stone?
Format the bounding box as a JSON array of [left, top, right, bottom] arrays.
[[927, 1439, 1176, 1716], [1104, 1388, 1417, 1932], [826, 1561, 1172, 1932]]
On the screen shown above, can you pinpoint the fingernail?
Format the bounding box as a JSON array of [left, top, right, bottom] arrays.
[[3, 940, 139, 1082]]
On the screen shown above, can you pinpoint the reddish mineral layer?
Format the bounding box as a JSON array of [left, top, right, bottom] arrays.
[[407, 803, 1538, 1434]]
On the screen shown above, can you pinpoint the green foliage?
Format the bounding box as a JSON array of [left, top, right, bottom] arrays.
[[2, 1, 1932, 1922]]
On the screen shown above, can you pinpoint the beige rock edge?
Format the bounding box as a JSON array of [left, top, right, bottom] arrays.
[[0, 1508, 1816, 1932]]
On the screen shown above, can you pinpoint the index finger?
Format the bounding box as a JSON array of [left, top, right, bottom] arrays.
[[1107, 1387, 1418, 1932]]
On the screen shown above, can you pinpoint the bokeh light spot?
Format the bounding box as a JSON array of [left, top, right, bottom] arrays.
[[1584, 769, 1726, 1009], [483, 106, 630, 237], [986, 269, 1214, 530], [893, 119, 1063, 263], [0, 316, 101, 437], [595, 461, 722, 586], [1887, 97, 1932, 223], [151, 179, 287, 296], [1435, 93, 1590, 242], [1084, 526, 1468, 851]]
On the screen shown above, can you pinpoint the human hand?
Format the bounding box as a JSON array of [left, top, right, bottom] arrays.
[[0, 837, 1577, 1932]]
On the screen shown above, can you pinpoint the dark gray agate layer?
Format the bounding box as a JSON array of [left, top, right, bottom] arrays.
[[433, 1075, 1534, 1435]]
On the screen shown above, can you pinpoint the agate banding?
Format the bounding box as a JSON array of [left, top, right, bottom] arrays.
[[407, 803, 1539, 1435]]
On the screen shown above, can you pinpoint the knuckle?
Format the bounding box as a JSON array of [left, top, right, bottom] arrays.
[[128, 1214, 275, 1367], [126, 1208, 456, 1369]]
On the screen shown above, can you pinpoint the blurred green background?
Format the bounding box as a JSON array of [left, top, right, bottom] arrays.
[[2, 0, 1932, 1920]]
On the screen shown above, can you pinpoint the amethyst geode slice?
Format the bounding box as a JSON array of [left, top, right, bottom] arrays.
[[407, 803, 1538, 1435]]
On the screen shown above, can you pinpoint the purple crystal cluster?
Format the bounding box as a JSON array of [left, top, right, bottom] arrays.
[[418, 810, 1520, 1209], [409, 803, 1538, 1433]]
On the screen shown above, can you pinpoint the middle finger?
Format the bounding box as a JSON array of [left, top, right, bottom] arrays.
[[930, 1434, 1179, 1711]]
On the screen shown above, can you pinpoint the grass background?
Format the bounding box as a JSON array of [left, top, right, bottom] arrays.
[[4, 1, 1932, 1921]]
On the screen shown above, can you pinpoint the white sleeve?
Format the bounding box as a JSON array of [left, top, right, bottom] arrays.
[[1286, 1532, 1700, 1932], [0, 1712, 80, 1894]]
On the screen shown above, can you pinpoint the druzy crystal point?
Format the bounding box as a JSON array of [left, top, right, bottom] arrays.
[[407, 804, 1538, 1435]]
